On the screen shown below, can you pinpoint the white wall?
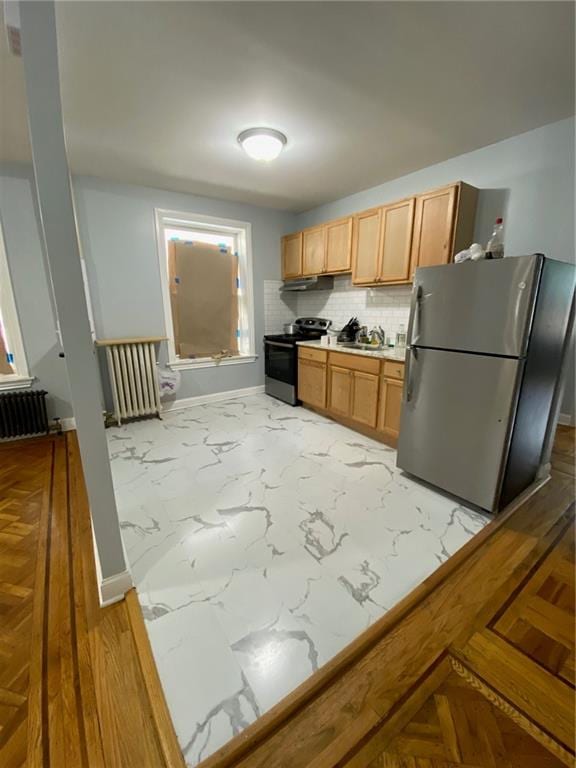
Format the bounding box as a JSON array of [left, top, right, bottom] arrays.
[[294, 118, 575, 419], [0, 166, 72, 419], [0, 167, 296, 414], [72, 176, 295, 402]]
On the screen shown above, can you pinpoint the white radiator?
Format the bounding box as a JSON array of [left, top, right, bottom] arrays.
[[97, 338, 164, 426]]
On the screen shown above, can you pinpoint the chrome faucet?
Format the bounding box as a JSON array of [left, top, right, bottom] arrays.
[[368, 326, 386, 347]]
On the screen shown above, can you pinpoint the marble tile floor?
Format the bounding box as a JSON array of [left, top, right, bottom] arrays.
[[107, 394, 489, 766]]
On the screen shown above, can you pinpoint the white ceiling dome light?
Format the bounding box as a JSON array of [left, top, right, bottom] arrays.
[[238, 128, 287, 162]]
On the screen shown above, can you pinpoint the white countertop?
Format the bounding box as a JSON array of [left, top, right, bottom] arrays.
[[297, 339, 407, 362]]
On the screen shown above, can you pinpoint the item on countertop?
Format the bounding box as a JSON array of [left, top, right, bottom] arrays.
[[368, 326, 386, 346], [327, 330, 339, 346], [337, 317, 361, 343], [386, 332, 396, 348], [486, 218, 505, 259], [355, 326, 369, 344], [396, 324, 407, 348], [320, 335, 329, 346]]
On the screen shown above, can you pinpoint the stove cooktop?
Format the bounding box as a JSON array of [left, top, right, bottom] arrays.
[[264, 332, 323, 344]]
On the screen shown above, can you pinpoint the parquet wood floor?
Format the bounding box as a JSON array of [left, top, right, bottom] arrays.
[[0, 434, 184, 768], [0, 440, 50, 768], [0, 426, 573, 768]]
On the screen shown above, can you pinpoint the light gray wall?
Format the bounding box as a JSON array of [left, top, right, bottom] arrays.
[[72, 176, 295, 402], [0, 166, 72, 419], [0, 168, 295, 413], [296, 118, 575, 419]]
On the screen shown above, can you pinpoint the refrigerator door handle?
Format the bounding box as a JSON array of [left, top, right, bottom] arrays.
[[406, 284, 422, 346], [405, 346, 418, 402]]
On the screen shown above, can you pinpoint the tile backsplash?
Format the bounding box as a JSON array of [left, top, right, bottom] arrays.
[[264, 276, 411, 338], [264, 280, 298, 334]]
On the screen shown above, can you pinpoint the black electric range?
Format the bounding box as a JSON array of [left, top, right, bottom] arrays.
[[264, 317, 331, 405]]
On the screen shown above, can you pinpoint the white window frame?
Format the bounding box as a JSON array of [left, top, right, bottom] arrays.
[[0, 218, 33, 391], [154, 208, 257, 371]]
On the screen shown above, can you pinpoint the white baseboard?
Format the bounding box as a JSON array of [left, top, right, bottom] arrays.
[[558, 412, 574, 426], [59, 416, 76, 431], [98, 569, 133, 607], [162, 384, 265, 413]]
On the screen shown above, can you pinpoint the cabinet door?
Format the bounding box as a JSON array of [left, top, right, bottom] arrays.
[[378, 199, 415, 283], [328, 365, 352, 417], [298, 359, 326, 409], [325, 217, 352, 274], [282, 232, 303, 279], [378, 377, 404, 439], [410, 185, 457, 275], [302, 226, 326, 276], [351, 371, 379, 428], [352, 208, 381, 284]]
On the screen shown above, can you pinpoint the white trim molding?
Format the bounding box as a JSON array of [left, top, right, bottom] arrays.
[[168, 353, 258, 372], [558, 412, 574, 426], [98, 569, 133, 607], [0, 217, 31, 383], [0, 375, 34, 391], [154, 208, 256, 371], [162, 384, 265, 413]]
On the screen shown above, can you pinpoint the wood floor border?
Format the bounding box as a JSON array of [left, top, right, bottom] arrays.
[[449, 655, 574, 766], [125, 587, 186, 768], [26, 438, 54, 768], [198, 476, 551, 768], [486, 503, 575, 632]]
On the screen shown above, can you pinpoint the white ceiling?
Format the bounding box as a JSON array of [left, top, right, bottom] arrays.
[[2, 2, 574, 212]]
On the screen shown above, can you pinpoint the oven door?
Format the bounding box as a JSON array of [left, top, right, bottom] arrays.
[[264, 340, 296, 385]]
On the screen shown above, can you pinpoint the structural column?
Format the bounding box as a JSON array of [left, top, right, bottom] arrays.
[[19, 1, 129, 593]]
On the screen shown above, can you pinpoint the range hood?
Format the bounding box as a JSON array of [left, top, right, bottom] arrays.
[[281, 276, 334, 292]]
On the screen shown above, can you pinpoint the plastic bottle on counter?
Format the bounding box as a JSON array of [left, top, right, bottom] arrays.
[[486, 218, 504, 259], [396, 325, 407, 348]]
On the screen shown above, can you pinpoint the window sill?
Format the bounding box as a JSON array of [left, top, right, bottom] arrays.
[[168, 354, 258, 372], [0, 375, 35, 391]]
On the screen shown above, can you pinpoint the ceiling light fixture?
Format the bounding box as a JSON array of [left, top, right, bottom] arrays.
[[238, 128, 287, 162]]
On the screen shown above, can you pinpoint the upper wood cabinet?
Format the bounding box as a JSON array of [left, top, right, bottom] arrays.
[[282, 232, 303, 279], [378, 198, 415, 283], [352, 208, 382, 284], [302, 226, 326, 276], [325, 217, 353, 273], [409, 182, 478, 278], [283, 181, 477, 285], [352, 199, 415, 286], [283, 217, 353, 279]]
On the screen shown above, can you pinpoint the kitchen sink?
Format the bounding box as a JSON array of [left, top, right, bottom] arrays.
[[338, 341, 385, 351]]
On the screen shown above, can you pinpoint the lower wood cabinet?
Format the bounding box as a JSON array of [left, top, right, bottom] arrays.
[[298, 347, 405, 446], [298, 358, 327, 409], [378, 376, 404, 439], [351, 371, 379, 428], [328, 365, 353, 416]]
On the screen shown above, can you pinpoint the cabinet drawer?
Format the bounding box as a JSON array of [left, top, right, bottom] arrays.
[[328, 351, 380, 375], [383, 360, 405, 380], [298, 346, 327, 363]]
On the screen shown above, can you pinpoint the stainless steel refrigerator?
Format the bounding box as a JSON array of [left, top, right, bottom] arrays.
[[397, 254, 575, 513]]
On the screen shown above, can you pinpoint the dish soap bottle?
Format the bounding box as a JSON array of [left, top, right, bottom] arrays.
[[486, 218, 504, 259]]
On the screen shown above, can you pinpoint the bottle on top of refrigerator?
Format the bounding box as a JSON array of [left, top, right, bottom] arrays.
[[486, 218, 504, 259]]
